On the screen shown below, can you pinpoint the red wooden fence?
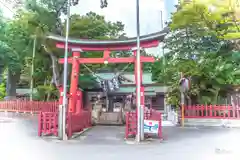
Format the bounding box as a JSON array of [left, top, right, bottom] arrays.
[[67, 110, 92, 138], [0, 100, 92, 138], [0, 100, 58, 113], [125, 109, 162, 139], [0, 100, 59, 137], [38, 112, 58, 136], [184, 105, 240, 119], [38, 110, 92, 138]]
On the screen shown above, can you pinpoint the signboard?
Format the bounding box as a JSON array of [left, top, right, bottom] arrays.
[[144, 120, 159, 134]]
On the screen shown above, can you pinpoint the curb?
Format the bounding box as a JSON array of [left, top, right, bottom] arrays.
[[0, 110, 38, 115], [70, 127, 93, 139], [124, 138, 164, 145]]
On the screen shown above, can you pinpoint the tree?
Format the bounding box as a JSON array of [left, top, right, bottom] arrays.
[[24, 0, 113, 88], [3, 0, 128, 100], [153, 0, 240, 106], [0, 9, 27, 98], [2, 0, 154, 100], [0, 9, 8, 82], [2, 10, 35, 99], [0, 0, 125, 100]]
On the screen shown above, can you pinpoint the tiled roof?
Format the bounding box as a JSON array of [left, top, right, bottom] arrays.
[[113, 86, 168, 94], [94, 72, 168, 93]]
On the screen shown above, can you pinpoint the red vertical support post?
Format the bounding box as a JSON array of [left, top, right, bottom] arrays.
[[125, 112, 129, 139], [103, 50, 110, 59], [38, 112, 42, 136], [158, 113, 162, 139], [134, 50, 138, 111], [76, 90, 82, 114], [134, 49, 145, 140], [133, 50, 143, 111], [140, 86, 145, 112], [58, 86, 64, 110], [69, 50, 80, 113], [133, 51, 143, 84]]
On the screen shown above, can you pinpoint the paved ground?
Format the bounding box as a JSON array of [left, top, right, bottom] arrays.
[[1, 112, 240, 160]]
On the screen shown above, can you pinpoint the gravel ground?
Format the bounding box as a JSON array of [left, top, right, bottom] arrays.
[[0, 112, 240, 160]]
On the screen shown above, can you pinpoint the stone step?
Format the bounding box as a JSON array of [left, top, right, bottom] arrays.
[[184, 118, 240, 127], [184, 118, 223, 127]]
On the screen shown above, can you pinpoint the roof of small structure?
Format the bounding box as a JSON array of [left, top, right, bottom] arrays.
[[95, 72, 155, 85], [80, 72, 168, 93], [79, 72, 158, 87]]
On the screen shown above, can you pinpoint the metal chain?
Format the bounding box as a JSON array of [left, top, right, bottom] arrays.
[[81, 63, 103, 80], [115, 63, 132, 76]]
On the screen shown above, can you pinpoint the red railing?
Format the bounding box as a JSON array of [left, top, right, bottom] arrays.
[[0, 100, 59, 137], [67, 110, 92, 138], [0, 100, 92, 138], [185, 105, 240, 119], [38, 112, 58, 136], [0, 100, 58, 113], [125, 109, 162, 139], [125, 111, 137, 137]]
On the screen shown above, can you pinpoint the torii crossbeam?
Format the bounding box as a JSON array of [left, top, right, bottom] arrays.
[[47, 29, 168, 113]]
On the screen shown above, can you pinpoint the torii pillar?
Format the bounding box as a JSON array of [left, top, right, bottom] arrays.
[[68, 48, 81, 114], [133, 50, 145, 109]]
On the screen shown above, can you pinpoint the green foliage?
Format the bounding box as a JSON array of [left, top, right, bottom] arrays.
[[0, 9, 35, 74], [1, 0, 155, 100], [67, 12, 125, 39], [0, 40, 20, 72], [0, 83, 6, 100], [153, 0, 240, 106], [34, 85, 58, 101]]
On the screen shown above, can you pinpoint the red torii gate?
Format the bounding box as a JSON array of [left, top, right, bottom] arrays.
[[60, 49, 154, 113], [47, 30, 167, 114]]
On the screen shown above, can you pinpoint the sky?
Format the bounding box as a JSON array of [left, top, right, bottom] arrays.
[[70, 0, 178, 36], [0, 0, 178, 55]]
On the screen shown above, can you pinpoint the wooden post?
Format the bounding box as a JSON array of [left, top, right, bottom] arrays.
[[134, 50, 144, 110], [180, 72, 185, 127], [69, 51, 80, 113], [76, 90, 82, 114], [181, 92, 185, 127], [134, 50, 144, 140]]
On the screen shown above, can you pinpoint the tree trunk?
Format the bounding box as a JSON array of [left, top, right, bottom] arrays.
[[42, 45, 62, 87], [44, 78, 47, 86], [213, 89, 220, 105], [49, 52, 61, 87], [5, 69, 21, 100], [47, 83, 53, 101]]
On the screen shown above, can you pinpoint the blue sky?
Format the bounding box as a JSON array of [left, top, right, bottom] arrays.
[[165, 0, 178, 20], [1, 0, 177, 55]]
